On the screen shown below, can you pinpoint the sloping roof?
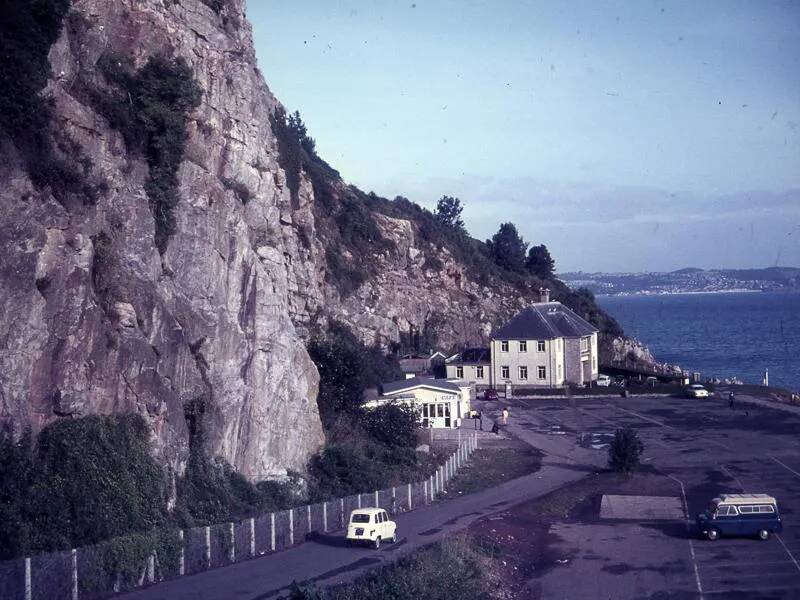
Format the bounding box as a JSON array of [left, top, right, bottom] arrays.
[[445, 347, 490, 365], [381, 377, 461, 395], [492, 302, 598, 341]]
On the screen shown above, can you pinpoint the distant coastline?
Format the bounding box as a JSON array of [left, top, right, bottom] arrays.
[[562, 266, 800, 297], [596, 288, 763, 298]]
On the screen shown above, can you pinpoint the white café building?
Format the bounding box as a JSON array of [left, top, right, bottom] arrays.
[[365, 377, 472, 429]]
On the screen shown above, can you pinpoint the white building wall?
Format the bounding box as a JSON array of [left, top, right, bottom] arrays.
[[491, 338, 563, 387], [445, 363, 489, 385]]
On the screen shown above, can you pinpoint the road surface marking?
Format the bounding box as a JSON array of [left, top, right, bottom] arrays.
[[776, 535, 800, 573], [772, 457, 800, 480], [720, 465, 746, 491], [612, 404, 734, 451], [666, 473, 705, 600], [576, 407, 671, 448], [613, 406, 675, 429]]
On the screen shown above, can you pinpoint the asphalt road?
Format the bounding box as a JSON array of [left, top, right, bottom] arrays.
[[120, 389, 800, 599], [118, 434, 594, 599], [497, 391, 800, 599]]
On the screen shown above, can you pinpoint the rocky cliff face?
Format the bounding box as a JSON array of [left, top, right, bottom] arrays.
[[0, 0, 324, 481], [0, 0, 639, 482]]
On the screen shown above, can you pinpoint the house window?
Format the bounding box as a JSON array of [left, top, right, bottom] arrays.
[[422, 404, 429, 418], [476, 366, 484, 379], [558, 364, 562, 379], [519, 366, 528, 380], [581, 337, 589, 352], [437, 404, 445, 418], [537, 340, 546, 352], [537, 366, 547, 380], [519, 341, 527, 352], [501, 366, 510, 379], [456, 366, 463, 379], [500, 340, 509, 352]]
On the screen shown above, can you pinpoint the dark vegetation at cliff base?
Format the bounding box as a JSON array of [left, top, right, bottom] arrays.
[[306, 321, 445, 501], [0, 412, 299, 561], [0, 415, 167, 559], [82, 52, 201, 253]]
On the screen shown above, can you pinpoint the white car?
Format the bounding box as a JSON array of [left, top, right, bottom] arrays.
[[346, 508, 397, 548], [597, 375, 612, 387], [686, 384, 710, 398]]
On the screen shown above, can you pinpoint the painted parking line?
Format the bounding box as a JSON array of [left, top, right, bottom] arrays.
[[777, 535, 800, 573], [666, 472, 705, 600], [612, 405, 676, 429], [773, 457, 800, 480]]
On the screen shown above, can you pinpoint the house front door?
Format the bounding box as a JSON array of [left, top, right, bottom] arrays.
[[444, 403, 451, 428]]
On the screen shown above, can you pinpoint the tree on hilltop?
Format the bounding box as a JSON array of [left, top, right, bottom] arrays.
[[526, 244, 556, 279], [434, 195, 465, 233], [487, 222, 528, 272]]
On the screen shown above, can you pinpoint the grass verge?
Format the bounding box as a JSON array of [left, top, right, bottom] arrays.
[[287, 534, 515, 600], [444, 435, 543, 497]]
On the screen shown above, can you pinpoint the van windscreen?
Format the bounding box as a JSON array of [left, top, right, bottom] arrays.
[[351, 513, 371, 523]]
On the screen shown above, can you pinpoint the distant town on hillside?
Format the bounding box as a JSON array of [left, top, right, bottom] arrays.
[[560, 267, 800, 296]]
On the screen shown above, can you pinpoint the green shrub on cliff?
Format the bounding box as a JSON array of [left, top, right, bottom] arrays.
[[89, 53, 202, 253], [0, 0, 95, 200]]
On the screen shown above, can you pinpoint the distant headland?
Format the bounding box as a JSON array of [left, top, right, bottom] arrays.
[[560, 266, 800, 296]]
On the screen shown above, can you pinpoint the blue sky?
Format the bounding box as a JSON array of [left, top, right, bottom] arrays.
[[249, 1, 800, 272]]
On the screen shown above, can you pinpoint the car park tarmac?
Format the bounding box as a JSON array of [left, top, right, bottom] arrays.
[[497, 393, 800, 598]]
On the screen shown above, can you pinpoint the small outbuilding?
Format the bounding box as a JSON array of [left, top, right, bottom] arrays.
[[366, 377, 470, 428]]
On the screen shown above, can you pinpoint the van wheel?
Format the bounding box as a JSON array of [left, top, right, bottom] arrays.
[[390, 533, 396, 543], [707, 528, 720, 541], [373, 537, 381, 549], [758, 529, 770, 540]]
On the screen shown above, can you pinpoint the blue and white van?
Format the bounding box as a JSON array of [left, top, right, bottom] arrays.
[[696, 493, 782, 540]]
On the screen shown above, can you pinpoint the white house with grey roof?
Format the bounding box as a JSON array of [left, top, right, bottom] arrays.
[[490, 288, 599, 388], [365, 377, 471, 428]]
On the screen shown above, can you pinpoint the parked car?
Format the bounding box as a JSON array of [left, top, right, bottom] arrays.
[[346, 508, 397, 548], [696, 494, 782, 541], [597, 375, 612, 387], [686, 384, 710, 398], [484, 389, 498, 401]]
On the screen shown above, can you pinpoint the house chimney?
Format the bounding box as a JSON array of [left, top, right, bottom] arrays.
[[539, 287, 550, 303]]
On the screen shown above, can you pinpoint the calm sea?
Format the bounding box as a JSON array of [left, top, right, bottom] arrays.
[[598, 291, 800, 392]]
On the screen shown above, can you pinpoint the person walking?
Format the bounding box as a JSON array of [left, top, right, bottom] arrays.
[[473, 410, 479, 430], [728, 391, 735, 409], [502, 407, 509, 425], [478, 410, 483, 431]]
